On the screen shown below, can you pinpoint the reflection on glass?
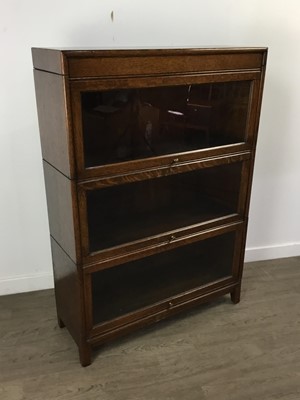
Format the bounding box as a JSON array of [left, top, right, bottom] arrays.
[[87, 162, 242, 252], [82, 81, 251, 167], [92, 231, 235, 324]]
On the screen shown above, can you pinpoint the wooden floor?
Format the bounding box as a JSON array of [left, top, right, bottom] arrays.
[[1, 257, 300, 400]]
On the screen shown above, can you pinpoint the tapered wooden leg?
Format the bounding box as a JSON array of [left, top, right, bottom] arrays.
[[231, 285, 241, 304], [57, 316, 65, 328], [79, 342, 92, 367]]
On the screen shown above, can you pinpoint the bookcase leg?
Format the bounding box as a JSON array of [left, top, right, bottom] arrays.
[[231, 285, 241, 304], [79, 342, 92, 367], [57, 316, 65, 328]]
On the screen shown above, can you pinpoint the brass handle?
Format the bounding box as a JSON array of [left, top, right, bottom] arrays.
[[172, 158, 179, 164], [169, 235, 176, 243]]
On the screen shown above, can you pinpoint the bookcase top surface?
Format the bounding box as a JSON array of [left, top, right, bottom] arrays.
[[32, 45, 267, 50], [32, 46, 267, 78]]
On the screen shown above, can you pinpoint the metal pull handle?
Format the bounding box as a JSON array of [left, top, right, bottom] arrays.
[[169, 235, 176, 243], [171, 158, 179, 167]]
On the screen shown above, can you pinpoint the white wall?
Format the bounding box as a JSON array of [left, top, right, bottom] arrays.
[[1, 0, 300, 295]]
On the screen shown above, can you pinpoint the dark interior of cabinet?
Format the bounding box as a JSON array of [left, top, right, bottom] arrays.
[[82, 81, 251, 167], [92, 231, 236, 325], [87, 162, 242, 252]]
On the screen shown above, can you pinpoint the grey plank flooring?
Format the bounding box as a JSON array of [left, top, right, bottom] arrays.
[[1, 257, 300, 400]]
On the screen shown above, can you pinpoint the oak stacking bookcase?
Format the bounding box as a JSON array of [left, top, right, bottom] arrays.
[[32, 47, 267, 366]]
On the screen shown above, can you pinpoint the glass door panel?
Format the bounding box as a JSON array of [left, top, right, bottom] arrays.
[[82, 81, 251, 168], [92, 231, 236, 324], [86, 162, 242, 252]]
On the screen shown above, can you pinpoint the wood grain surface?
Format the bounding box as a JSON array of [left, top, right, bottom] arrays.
[[33, 70, 74, 178], [1, 257, 300, 400]]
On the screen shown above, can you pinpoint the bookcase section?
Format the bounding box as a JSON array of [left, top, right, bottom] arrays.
[[85, 161, 243, 253], [91, 230, 237, 325]]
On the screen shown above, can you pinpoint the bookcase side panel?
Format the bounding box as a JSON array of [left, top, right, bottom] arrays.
[[34, 70, 74, 178], [43, 161, 80, 263], [51, 238, 84, 346]]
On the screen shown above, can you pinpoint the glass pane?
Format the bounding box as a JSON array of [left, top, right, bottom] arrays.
[[87, 162, 242, 252], [82, 81, 251, 167], [92, 231, 235, 324]]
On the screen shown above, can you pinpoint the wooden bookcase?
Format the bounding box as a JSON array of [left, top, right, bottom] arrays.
[[32, 47, 267, 366]]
